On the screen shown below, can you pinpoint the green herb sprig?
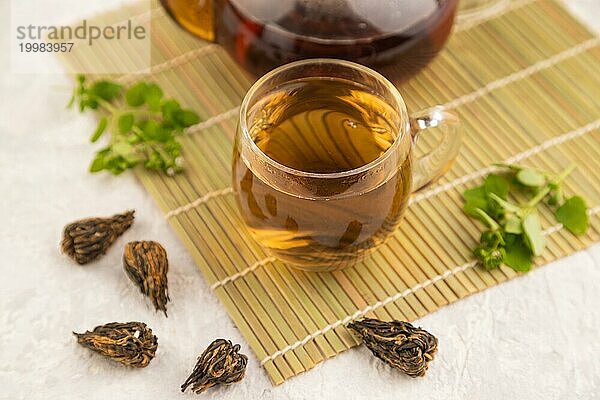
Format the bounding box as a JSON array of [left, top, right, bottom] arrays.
[[68, 75, 200, 175], [463, 163, 589, 272]]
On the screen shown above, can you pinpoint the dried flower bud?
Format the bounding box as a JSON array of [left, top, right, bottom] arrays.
[[123, 241, 170, 316], [61, 210, 135, 264], [181, 339, 248, 394], [74, 321, 157, 368], [348, 318, 438, 377]]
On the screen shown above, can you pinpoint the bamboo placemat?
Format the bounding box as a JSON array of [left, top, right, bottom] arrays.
[[61, 0, 600, 384]]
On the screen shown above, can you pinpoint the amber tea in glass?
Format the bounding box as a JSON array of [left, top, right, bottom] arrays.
[[233, 59, 461, 271]]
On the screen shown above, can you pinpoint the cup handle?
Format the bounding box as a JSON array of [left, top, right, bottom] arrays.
[[410, 106, 462, 191]]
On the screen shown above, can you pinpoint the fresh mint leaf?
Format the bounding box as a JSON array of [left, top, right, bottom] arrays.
[[555, 196, 589, 235], [126, 82, 147, 107], [154, 124, 172, 142], [522, 212, 545, 256], [161, 99, 181, 122], [89, 152, 106, 172], [463, 186, 487, 218], [80, 98, 99, 111], [90, 116, 108, 143], [118, 113, 135, 134], [464, 163, 585, 273], [504, 236, 532, 272], [516, 169, 545, 187], [90, 81, 122, 102], [70, 77, 201, 175], [484, 174, 509, 199], [141, 120, 160, 139], [144, 83, 163, 111], [175, 110, 200, 127]]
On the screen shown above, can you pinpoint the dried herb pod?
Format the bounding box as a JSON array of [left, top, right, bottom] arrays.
[[61, 210, 134, 264], [74, 321, 157, 368], [181, 339, 248, 394], [123, 241, 170, 316], [348, 318, 438, 377]]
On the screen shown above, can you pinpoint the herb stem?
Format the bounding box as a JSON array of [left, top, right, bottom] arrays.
[[526, 165, 575, 208], [475, 208, 501, 230], [96, 97, 118, 115]]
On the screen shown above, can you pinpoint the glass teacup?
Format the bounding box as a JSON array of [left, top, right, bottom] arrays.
[[232, 59, 461, 271]]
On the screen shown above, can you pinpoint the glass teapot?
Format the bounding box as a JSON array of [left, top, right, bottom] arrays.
[[160, 0, 459, 81]]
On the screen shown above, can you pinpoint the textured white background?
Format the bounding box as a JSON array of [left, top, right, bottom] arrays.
[[1, 1, 599, 399]]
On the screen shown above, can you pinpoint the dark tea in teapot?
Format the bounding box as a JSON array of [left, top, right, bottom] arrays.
[[161, 0, 458, 81]]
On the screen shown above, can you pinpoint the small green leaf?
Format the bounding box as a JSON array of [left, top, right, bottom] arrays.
[[90, 117, 108, 143], [463, 186, 488, 218], [126, 82, 147, 107], [154, 126, 171, 142], [89, 152, 106, 172], [90, 80, 122, 102], [516, 169, 545, 187], [522, 212, 545, 256], [112, 141, 134, 157], [484, 174, 509, 199], [505, 216, 523, 234], [118, 113, 135, 134], [555, 196, 589, 235], [161, 99, 181, 123], [174, 109, 200, 127], [81, 98, 98, 111], [504, 236, 533, 272], [141, 119, 160, 138], [144, 83, 163, 111]]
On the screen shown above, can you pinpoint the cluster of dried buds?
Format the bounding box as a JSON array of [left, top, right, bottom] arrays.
[[64, 211, 248, 394], [61, 211, 171, 316]]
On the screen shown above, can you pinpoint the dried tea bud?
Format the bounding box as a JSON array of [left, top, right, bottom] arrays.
[[181, 339, 248, 394], [61, 210, 135, 264], [123, 241, 170, 316], [348, 318, 438, 377], [74, 321, 157, 368]]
